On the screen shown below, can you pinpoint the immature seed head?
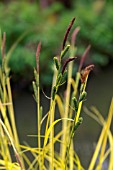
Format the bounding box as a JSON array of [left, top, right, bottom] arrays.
[[71, 26, 80, 46], [79, 91, 87, 102], [78, 45, 91, 72], [61, 44, 70, 59], [62, 57, 76, 74], [62, 17, 76, 50], [36, 41, 41, 73], [80, 64, 94, 84], [72, 97, 78, 112]]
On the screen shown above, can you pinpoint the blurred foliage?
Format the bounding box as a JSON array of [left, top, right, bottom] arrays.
[[0, 0, 113, 86]]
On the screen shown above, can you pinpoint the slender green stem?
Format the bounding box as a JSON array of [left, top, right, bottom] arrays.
[[61, 60, 73, 160], [7, 77, 25, 169], [7, 77, 19, 145], [49, 67, 58, 170], [49, 99, 56, 169], [65, 76, 88, 169], [37, 85, 41, 169]]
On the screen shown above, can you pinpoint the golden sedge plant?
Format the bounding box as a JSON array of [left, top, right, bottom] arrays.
[[0, 18, 113, 170]]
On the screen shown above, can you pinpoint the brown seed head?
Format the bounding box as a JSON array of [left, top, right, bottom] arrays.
[[71, 26, 80, 46], [80, 64, 94, 83], [62, 57, 76, 74], [79, 45, 91, 72]]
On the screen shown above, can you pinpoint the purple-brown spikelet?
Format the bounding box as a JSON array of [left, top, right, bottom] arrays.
[[71, 27, 80, 46], [78, 45, 91, 72], [2, 32, 6, 59], [36, 41, 41, 73], [62, 57, 76, 74], [62, 17, 76, 50], [80, 64, 94, 83]]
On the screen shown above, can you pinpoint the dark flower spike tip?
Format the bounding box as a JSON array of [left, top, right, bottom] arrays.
[[78, 45, 91, 72], [80, 64, 94, 84], [62, 17, 76, 50], [36, 41, 41, 73], [62, 57, 76, 74], [2, 32, 6, 59]]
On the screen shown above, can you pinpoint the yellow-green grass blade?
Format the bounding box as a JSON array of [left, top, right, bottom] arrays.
[[55, 95, 64, 118], [0, 100, 13, 139], [0, 118, 23, 169], [73, 152, 84, 170], [44, 118, 73, 147], [69, 142, 74, 170], [0, 160, 21, 170], [88, 98, 113, 170]]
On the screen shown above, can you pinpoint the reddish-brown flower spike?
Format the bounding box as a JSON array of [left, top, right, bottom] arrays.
[[80, 64, 94, 84], [36, 41, 41, 73], [62, 17, 76, 50], [78, 45, 91, 72], [71, 26, 80, 46], [2, 32, 6, 59], [62, 57, 76, 74]]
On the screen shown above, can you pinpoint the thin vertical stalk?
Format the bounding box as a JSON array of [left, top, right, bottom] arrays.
[[6, 77, 25, 169], [35, 42, 41, 169], [0, 100, 13, 140], [65, 76, 88, 170], [49, 99, 55, 169], [97, 98, 113, 170], [60, 59, 73, 161], [60, 45, 78, 162], [7, 78, 19, 145], [49, 66, 58, 170], [75, 76, 88, 123], [37, 84, 41, 169], [0, 122, 11, 168]]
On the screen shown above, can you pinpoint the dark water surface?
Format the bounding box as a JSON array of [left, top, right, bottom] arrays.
[[13, 63, 113, 168]]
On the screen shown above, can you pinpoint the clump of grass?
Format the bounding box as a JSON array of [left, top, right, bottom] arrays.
[[0, 18, 113, 170], [0, 31, 24, 169]]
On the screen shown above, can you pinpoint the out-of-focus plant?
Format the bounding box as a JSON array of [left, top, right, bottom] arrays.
[[0, 0, 113, 86], [0, 1, 65, 85]]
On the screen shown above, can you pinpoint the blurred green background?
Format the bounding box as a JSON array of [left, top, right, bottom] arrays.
[[0, 0, 113, 86], [0, 0, 113, 168]]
